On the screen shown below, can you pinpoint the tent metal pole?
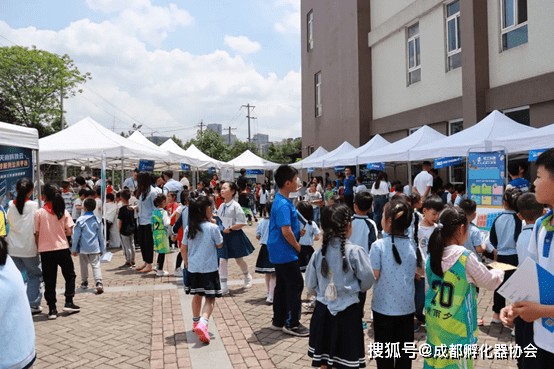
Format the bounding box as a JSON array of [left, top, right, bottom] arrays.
[[102, 152, 107, 251], [35, 150, 42, 208], [121, 155, 125, 188], [408, 162, 412, 193]]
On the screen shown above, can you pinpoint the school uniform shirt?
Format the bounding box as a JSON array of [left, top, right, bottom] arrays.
[[370, 181, 390, 196], [34, 208, 74, 253], [72, 212, 105, 254], [417, 223, 435, 256], [267, 192, 300, 264], [370, 235, 417, 316], [304, 190, 321, 209], [123, 177, 137, 191], [163, 178, 184, 203], [517, 224, 534, 267], [259, 190, 269, 204], [527, 209, 554, 353], [93, 198, 102, 219], [61, 190, 74, 214], [491, 210, 519, 256], [454, 194, 465, 206], [353, 184, 368, 196], [413, 170, 433, 198], [103, 202, 117, 223], [183, 222, 223, 273], [350, 215, 378, 254], [6, 200, 38, 258], [463, 222, 483, 261], [72, 198, 83, 220], [299, 222, 320, 246], [403, 184, 411, 196], [508, 177, 530, 192], [217, 200, 247, 226], [305, 238, 375, 315], [138, 187, 158, 225], [256, 218, 270, 245]]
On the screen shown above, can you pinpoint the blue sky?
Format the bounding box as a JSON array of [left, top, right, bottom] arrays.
[[1, 0, 301, 141]]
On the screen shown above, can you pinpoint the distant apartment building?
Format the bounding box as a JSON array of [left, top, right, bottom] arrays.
[[301, 0, 554, 180], [223, 133, 237, 146], [206, 123, 222, 136], [252, 133, 269, 149], [148, 136, 170, 145]]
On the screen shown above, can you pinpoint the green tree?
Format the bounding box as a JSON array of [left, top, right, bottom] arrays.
[[169, 134, 184, 147], [263, 139, 301, 164], [183, 129, 229, 161], [0, 45, 91, 137], [120, 123, 142, 138]]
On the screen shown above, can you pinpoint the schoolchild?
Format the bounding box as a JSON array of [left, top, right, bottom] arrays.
[[172, 191, 190, 276], [353, 176, 368, 196], [507, 162, 530, 192], [118, 189, 136, 268], [305, 204, 375, 369], [136, 172, 158, 273], [182, 196, 224, 344], [166, 191, 179, 249], [255, 201, 276, 304], [297, 201, 321, 273], [441, 183, 454, 205], [152, 193, 171, 277], [424, 206, 504, 369], [304, 182, 322, 226], [458, 198, 485, 260], [452, 184, 466, 206], [72, 189, 86, 221], [259, 184, 270, 217], [103, 193, 117, 248], [72, 198, 105, 294], [324, 182, 336, 205], [61, 180, 74, 215]]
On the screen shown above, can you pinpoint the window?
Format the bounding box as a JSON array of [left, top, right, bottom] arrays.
[[315, 72, 322, 117], [501, 0, 528, 50], [503, 106, 530, 125], [448, 119, 463, 135], [307, 11, 314, 51], [448, 119, 465, 183], [409, 126, 421, 135], [446, 1, 462, 70], [407, 23, 421, 85]]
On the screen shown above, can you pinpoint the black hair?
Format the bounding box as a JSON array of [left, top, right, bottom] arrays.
[[61, 180, 70, 188], [86, 190, 95, 198], [167, 191, 177, 199], [320, 204, 352, 277], [162, 170, 173, 178], [296, 201, 314, 226], [78, 189, 87, 197], [106, 193, 115, 201], [134, 168, 139, 173], [458, 198, 477, 216], [75, 176, 86, 186], [0, 236, 7, 266], [83, 198, 96, 212], [422, 195, 444, 212], [444, 182, 454, 191], [137, 172, 152, 201], [150, 173, 159, 186], [181, 190, 190, 206], [503, 187, 522, 211], [240, 168, 246, 175], [428, 206, 468, 277], [274, 164, 298, 188], [15, 177, 34, 215], [356, 176, 364, 183], [374, 172, 386, 189], [224, 181, 238, 197], [422, 161, 432, 168], [338, 173, 345, 179], [115, 192, 120, 199], [354, 191, 373, 212], [517, 193, 544, 222], [455, 184, 465, 193], [215, 185, 222, 193], [154, 193, 167, 207], [408, 193, 421, 208], [431, 168, 439, 175], [187, 195, 212, 240], [384, 198, 413, 265], [519, 162, 528, 174], [329, 194, 343, 204], [265, 200, 273, 215], [536, 149, 554, 179], [508, 162, 520, 177], [120, 189, 131, 201], [43, 183, 66, 220], [406, 192, 421, 266], [95, 187, 101, 196]]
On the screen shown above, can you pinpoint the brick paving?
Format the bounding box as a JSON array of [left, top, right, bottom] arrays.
[[31, 222, 519, 368]]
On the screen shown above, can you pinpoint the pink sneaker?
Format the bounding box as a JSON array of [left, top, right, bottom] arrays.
[[193, 322, 210, 343]]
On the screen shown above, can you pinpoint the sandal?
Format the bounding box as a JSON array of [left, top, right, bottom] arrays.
[[140, 267, 153, 273], [136, 264, 147, 271]]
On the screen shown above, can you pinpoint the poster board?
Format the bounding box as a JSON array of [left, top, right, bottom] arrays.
[[0, 146, 34, 208], [220, 166, 234, 182]]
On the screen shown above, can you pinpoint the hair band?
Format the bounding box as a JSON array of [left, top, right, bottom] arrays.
[[435, 222, 444, 229], [394, 210, 404, 219]]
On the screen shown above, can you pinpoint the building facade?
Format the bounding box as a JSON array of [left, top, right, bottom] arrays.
[[206, 123, 222, 136], [302, 0, 554, 162]]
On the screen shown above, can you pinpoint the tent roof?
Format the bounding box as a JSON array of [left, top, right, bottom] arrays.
[[39, 116, 171, 163], [324, 135, 391, 167], [358, 126, 446, 164], [129, 131, 191, 168], [301, 141, 356, 168], [226, 150, 280, 170], [410, 110, 536, 160], [0, 121, 39, 150], [182, 144, 225, 169], [495, 122, 554, 153], [128, 131, 166, 150], [291, 146, 329, 169]]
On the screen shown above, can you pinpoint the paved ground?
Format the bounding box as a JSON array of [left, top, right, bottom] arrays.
[[32, 223, 519, 369]]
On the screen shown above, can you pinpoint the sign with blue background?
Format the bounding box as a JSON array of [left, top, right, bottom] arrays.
[[208, 167, 216, 174], [246, 169, 264, 175], [307, 167, 315, 173], [529, 149, 548, 162], [366, 163, 385, 171], [181, 163, 191, 171], [0, 146, 33, 209], [467, 151, 505, 207], [138, 160, 155, 172], [434, 157, 463, 168]]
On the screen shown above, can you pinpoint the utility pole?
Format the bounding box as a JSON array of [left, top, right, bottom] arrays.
[[241, 103, 255, 150], [225, 126, 237, 146], [197, 119, 204, 134], [60, 79, 67, 180]]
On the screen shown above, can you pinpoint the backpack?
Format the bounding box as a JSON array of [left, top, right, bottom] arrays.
[[363, 218, 377, 252], [489, 213, 522, 247]]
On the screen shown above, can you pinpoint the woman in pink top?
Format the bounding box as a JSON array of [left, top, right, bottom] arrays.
[[34, 184, 79, 320]]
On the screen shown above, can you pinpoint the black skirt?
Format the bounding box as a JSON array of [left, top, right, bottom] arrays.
[[298, 245, 315, 272], [184, 271, 222, 298], [217, 229, 255, 259], [308, 301, 366, 369], [255, 244, 275, 274]]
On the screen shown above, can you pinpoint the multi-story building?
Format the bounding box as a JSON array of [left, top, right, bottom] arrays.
[[206, 123, 222, 136], [253, 133, 269, 148], [223, 133, 237, 146], [301, 0, 554, 181]]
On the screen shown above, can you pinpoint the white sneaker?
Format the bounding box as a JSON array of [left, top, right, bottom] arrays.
[[244, 274, 252, 289], [266, 295, 273, 304], [174, 268, 182, 277], [30, 306, 42, 314], [153, 265, 159, 271], [156, 270, 168, 277], [491, 317, 502, 324], [221, 282, 229, 295]]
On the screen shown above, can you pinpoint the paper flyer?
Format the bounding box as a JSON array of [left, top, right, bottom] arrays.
[[498, 258, 554, 305]]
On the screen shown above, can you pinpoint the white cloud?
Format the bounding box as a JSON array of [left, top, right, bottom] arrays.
[[0, 11, 300, 142], [85, 0, 151, 13], [224, 35, 261, 55], [275, 0, 300, 34]]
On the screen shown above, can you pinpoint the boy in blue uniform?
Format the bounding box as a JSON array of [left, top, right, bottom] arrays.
[[350, 191, 378, 254], [501, 148, 554, 367], [267, 164, 309, 337], [508, 162, 530, 192]]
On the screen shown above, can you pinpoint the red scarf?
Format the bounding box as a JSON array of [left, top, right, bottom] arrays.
[[43, 202, 54, 215]]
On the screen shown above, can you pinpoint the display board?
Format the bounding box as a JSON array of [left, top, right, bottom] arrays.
[[358, 165, 380, 189], [138, 159, 155, 172], [468, 150, 505, 207], [0, 146, 33, 208]]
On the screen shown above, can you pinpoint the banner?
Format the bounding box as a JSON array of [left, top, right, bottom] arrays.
[[246, 169, 264, 175], [529, 149, 548, 162], [181, 163, 191, 171], [0, 146, 33, 209], [208, 167, 216, 174], [138, 160, 155, 172], [334, 166, 345, 172], [434, 157, 463, 169], [358, 165, 380, 189], [307, 167, 315, 174], [366, 163, 385, 171], [468, 151, 505, 207]]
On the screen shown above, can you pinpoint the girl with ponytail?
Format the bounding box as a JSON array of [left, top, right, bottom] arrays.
[[305, 204, 374, 369], [35, 183, 79, 319], [369, 197, 417, 369], [424, 206, 504, 369], [7, 178, 42, 312]]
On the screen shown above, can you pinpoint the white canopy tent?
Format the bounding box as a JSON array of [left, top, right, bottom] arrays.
[[301, 141, 357, 168], [409, 110, 536, 161], [226, 150, 280, 170], [494, 122, 554, 153], [183, 144, 226, 169], [291, 146, 328, 169], [325, 135, 391, 167], [128, 131, 192, 169]]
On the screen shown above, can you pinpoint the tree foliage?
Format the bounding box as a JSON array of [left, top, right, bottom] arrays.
[[263, 139, 302, 164], [0, 45, 91, 137], [120, 123, 142, 138]]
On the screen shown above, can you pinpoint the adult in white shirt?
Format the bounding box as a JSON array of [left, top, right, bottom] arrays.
[[413, 161, 434, 200], [370, 172, 390, 232], [180, 173, 190, 189]]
